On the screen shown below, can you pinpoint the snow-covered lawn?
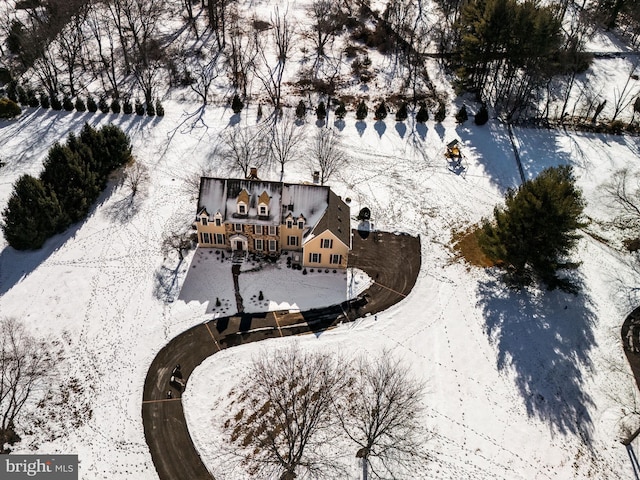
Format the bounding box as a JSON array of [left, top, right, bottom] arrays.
[[0, 101, 639, 479]]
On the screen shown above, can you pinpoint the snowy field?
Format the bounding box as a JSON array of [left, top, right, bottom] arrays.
[[0, 99, 639, 480]]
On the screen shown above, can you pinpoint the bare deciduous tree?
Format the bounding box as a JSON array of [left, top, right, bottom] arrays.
[[226, 7, 257, 99], [336, 352, 428, 480], [268, 116, 305, 181], [161, 227, 194, 262], [123, 162, 149, 197], [307, 127, 347, 185], [0, 318, 61, 453], [222, 344, 348, 480], [187, 49, 222, 105], [602, 169, 640, 235], [220, 125, 268, 177], [253, 6, 294, 114]]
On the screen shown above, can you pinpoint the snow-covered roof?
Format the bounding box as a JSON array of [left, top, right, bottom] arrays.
[[197, 177, 344, 230]]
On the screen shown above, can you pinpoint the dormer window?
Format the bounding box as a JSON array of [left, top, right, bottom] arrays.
[[238, 203, 247, 215], [259, 205, 268, 216], [297, 220, 304, 229], [214, 211, 223, 226], [286, 219, 293, 229], [201, 217, 208, 226]]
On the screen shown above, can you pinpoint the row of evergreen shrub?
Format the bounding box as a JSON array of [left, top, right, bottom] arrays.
[[1, 123, 133, 250], [5, 83, 164, 117]]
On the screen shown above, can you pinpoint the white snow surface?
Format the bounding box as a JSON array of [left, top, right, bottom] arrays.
[[0, 99, 639, 480]]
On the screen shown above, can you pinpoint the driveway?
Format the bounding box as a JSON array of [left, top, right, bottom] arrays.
[[142, 230, 421, 480]]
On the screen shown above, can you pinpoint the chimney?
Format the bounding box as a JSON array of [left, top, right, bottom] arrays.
[[312, 171, 320, 184], [248, 167, 259, 179]]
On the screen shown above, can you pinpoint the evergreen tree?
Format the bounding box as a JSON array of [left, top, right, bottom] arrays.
[[97, 124, 133, 172], [2, 175, 63, 250], [257, 103, 263, 119], [51, 96, 62, 111], [27, 90, 39, 108], [295, 100, 307, 119], [416, 103, 429, 123], [111, 98, 121, 114], [155, 99, 165, 116], [374, 101, 388, 120], [40, 93, 50, 109], [7, 81, 18, 103], [474, 104, 489, 125], [135, 99, 144, 115], [316, 101, 326, 120], [435, 102, 446, 123], [146, 102, 155, 116], [231, 94, 244, 114], [395, 102, 408, 121], [455, 105, 468, 124], [87, 96, 98, 113], [478, 165, 586, 291], [75, 97, 86, 112], [123, 98, 133, 115], [335, 101, 347, 120], [98, 97, 110, 114], [17, 86, 28, 105], [63, 96, 74, 112], [40, 143, 99, 225], [356, 100, 368, 120]]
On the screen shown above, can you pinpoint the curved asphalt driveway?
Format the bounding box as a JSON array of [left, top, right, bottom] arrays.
[[142, 230, 421, 480]]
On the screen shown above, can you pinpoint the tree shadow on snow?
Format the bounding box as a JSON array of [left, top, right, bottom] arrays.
[[476, 273, 597, 440], [333, 119, 345, 132], [355, 120, 367, 137], [374, 120, 386, 138], [395, 122, 406, 139], [0, 180, 120, 296]]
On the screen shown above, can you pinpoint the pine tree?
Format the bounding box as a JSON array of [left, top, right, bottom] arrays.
[[146, 102, 155, 116], [316, 101, 326, 120], [63, 96, 74, 111], [40, 93, 50, 109], [478, 165, 586, 291], [415, 103, 429, 123], [123, 98, 133, 115], [135, 99, 144, 115], [27, 90, 39, 108], [111, 98, 121, 114], [87, 96, 98, 113], [474, 104, 489, 125], [2, 175, 63, 250], [374, 101, 388, 120], [98, 97, 110, 114], [51, 96, 62, 111], [356, 100, 368, 120], [395, 102, 408, 121], [155, 99, 165, 116], [17, 86, 28, 105], [296, 100, 307, 119], [40, 143, 99, 225], [75, 97, 86, 112], [335, 101, 347, 120], [435, 102, 446, 123], [455, 105, 468, 124], [232, 94, 244, 114]]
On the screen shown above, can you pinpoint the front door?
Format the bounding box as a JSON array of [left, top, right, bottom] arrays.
[[235, 240, 245, 251]]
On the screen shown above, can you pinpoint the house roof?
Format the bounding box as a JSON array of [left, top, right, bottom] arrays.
[[197, 177, 347, 233], [306, 189, 350, 248]]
